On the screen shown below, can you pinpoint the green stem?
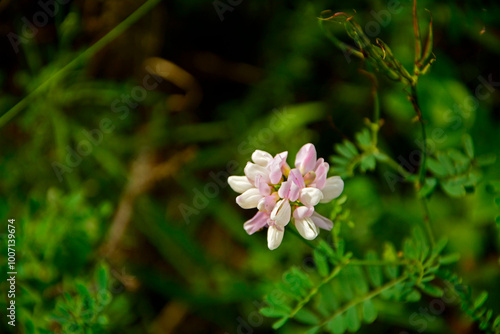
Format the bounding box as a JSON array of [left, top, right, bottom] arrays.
[[421, 197, 435, 247], [378, 153, 412, 180], [349, 259, 408, 266], [409, 85, 435, 248], [288, 260, 349, 319], [318, 20, 364, 60], [319, 274, 408, 328], [0, 0, 162, 128], [413, 0, 422, 70], [410, 85, 427, 186]]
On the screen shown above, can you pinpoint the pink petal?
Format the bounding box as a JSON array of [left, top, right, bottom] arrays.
[[310, 212, 334, 230], [288, 168, 305, 189], [313, 161, 329, 189], [257, 194, 278, 212], [256, 175, 271, 196], [295, 143, 317, 174], [278, 180, 292, 199], [289, 182, 300, 202], [244, 211, 269, 235], [315, 158, 325, 169], [269, 152, 288, 184], [293, 206, 314, 219]]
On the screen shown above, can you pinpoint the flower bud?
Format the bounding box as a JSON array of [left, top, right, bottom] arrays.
[[228, 176, 253, 193]]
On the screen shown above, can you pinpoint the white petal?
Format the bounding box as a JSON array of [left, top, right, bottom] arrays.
[[228, 176, 253, 193], [299, 187, 323, 207], [320, 176, 344, 203], [267, 225, 284, 250], [252, 150, 273, 166], [295, 217, 319, 240], [236, 188, 262, 209], [270, 199, 291, 226], [244, 162, 270, 184]]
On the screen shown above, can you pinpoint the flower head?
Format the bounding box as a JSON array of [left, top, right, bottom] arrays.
[[228, 143, 344, 250]]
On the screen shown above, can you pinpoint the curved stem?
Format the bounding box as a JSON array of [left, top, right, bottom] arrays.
[[318, 20, 364, 60], [287, 261, 348, 319], [0, 0, 162, 128], [409, 85, 435, 248], [421, 197, 435, 247], [378, 153, 413, 180], [413, 0, 422, 69], [349, 259, 408, 266], [319, 274, 408, 328], [409, 85, 427, 186]]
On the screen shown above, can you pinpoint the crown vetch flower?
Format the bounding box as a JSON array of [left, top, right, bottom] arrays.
[[228, 144, 344, 250]]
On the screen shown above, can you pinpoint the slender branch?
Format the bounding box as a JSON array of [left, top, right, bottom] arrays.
[[0, 0, 162, 128], [412, 0, 422, 68], [409, 85, 427, 186], [288, 261, 349, 319], [320, 274, 408, 327], [421, 197, 435, 247], [408, 85, 435, 248], [318, 19, 365, 60], [358, 68, 380, 146], [377, 152, 412, 180], [349, 259, 408, 266]]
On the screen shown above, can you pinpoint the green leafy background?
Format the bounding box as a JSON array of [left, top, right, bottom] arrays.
[[0, 0, 499, 333]]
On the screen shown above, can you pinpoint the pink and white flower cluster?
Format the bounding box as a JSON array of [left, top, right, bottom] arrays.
[[228, 143, 344, 250]]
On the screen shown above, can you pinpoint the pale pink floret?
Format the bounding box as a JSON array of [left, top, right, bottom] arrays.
[[269, 152, 288, 184], [311, 158, 329, 189], [228, 145, 343, 250], [244, 211, 269, 235], [295, 143, 317, 175], [292, 203, 333, 240]]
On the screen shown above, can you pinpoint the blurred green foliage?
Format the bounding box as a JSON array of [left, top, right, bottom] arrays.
[[0, 0, 499, 333]]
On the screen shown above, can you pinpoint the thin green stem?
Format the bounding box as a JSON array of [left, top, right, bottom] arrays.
[[288, 260, 349, 319], [319, 274, 408, 328], [408, 85, 435, 248], [0, 0, 162, 128], [358, 68, 380, 146], [373, 88, 380, 128], [410, 85, 427, 186], [349, 259, 408, 266], [421, 197, 435, 247], [378, 152, 412, 180], [318, 20, 364, 60], [413, 0, 422, 71]]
